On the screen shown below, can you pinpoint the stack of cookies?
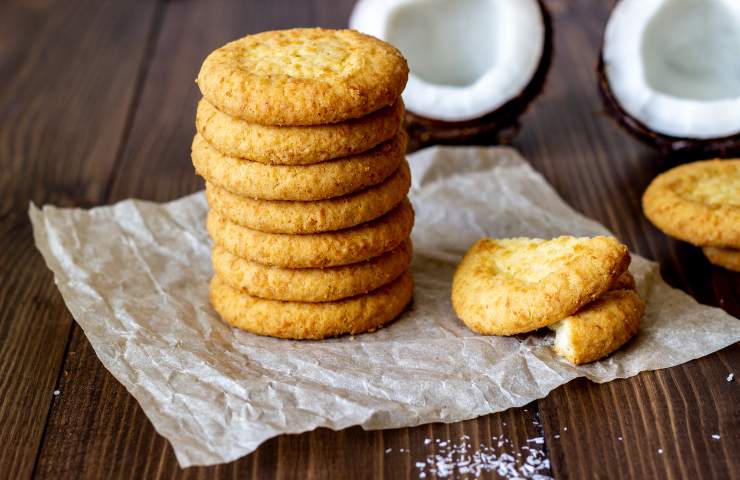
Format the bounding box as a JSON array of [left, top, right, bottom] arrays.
[[192, 28, 414, 339], [643, 159, 740, 272], [451, 236, 645, 364]]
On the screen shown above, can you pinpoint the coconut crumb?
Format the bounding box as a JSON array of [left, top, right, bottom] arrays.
[[53, 390, 60, 396], [727, 373, 734, 382], [657, 448, 663, 455], [392, 434, 552, 479], [711, 434, 720, 440]]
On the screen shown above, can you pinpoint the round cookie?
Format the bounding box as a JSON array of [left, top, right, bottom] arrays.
[[212, 239, 412, 302], [209, 271, 414, 340], [549, 289, 644, 365], [451, 236, 630, 336], [192, 132, 406, 201], [703, 246, 740, 272], [642, 159, 740, 248], [196, 98, 404, 165], [196, 28, 408, 126], [207, 199, 414, 268], [205, 161, 411, 234]]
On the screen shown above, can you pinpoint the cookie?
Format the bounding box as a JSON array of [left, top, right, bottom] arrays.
[[209, 271, 413, 339], [212, 239, 412, 302], [549, 289, 644, 365], [196, 28, 408, 126], [642, 159, 740, 248], [451, 236, 630, 336], [703, 246, 740, 272], [207, 199, 414, 268], [196, 98, 404, 165], [205, 160, 411, 234], [611, 271, 635, 290], [192, 132, 406, 201]]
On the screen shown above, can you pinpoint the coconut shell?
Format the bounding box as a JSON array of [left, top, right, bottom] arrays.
[[405, 0, 553, 152], [596, 57, 740, 159]]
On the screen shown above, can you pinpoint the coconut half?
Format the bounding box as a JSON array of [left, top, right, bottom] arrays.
[[599, 0, 740, 157], [350, 0, 552, 148]]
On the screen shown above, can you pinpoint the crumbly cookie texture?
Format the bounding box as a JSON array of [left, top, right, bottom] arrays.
[[703, 246, 740, 272], [207, 199, 414, 268], [192, 132, 405, 201], [642, 159, 740, 248], [550, 289, 644, 365], [196, 98, 403, 165], [212, 239, 412, 302], [196, 28, 408, 126], [451, 236, 630, 336], [205, 161, 410, 234], [210, 271, 413, 339]]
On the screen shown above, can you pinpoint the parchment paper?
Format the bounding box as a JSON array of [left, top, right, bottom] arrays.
[[31, 146, 740, 468]]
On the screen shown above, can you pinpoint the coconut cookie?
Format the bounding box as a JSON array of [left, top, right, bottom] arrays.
[[196, 28, 408, 126], [196, 99, 404, 165], [549, 289, 644, 365], [703, 246, 740, 272], [205, 161, 410, 234], [451, 236, 630, 336], [212, 239, 412, 302], [208, 199, 414, 268], [642, 159, 740, 248], [210, 272, 413, 339], [192, 132, 405, 201]]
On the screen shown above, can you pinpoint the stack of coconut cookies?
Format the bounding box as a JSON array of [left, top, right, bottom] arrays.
[[192, 28, 413, 339], [452, 236, 645, 364], [643, 159, 740, 272]]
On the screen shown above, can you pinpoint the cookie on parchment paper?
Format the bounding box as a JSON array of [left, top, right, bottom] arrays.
[[209, 271, 413, 340], [207, 199, 414, 268], [196, 99, 403, 165], [196, 28, 408, 126], [212, 239, 412, 302], [192, 132, 405, 201], [451, 236, 630, 336]]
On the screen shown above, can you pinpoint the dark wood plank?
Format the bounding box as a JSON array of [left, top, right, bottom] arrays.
[[514, 1, 740, 479], [34, 1, 546, 478], [0, 1, 160, 478]]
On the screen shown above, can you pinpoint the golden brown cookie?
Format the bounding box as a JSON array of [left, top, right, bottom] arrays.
[[703, 246, 740, 272], [549, 289, 644, 365], [196, 28, 408, 126], [642, 159, 740, 248], [207, 199, 414, 268], [192, 132, 406, 201], [451, 236, 630, 336], [196, 98, 404, 165], [212, 239, 412, 302], [205, 161, 410, 234], [209, 271, 413, 339], [611, 271, 636, 290]]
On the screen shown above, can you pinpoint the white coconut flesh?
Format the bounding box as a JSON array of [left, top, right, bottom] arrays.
[[603, 0, 740, 139], [350, 0, 545, 122]]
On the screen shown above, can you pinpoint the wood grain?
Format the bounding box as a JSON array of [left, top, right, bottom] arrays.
[[0, 1, 159, 478], [3, 0, 738, 478]]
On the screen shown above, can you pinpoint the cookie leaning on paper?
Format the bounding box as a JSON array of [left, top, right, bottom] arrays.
[[205, 160, 411, 234], [703, 246, 740, 272], [451, 236, 630, 335], [212, 239, 412, 302], [208, 199, 414, 268], [196, 28, 408, 125], [210, 272, 413, 340], [642, 159, 740, 248], [549, 289, 644, 365], [196, 99, 404, 165], [192, 132, 405, 201]]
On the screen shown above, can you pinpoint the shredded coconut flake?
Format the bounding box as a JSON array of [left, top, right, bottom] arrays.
[[53, 390, 60, 396], [727, 373, 734, 382], [712, 434, 721, 440], [401, 435, 552, 479], [657, 448, 663, 455]]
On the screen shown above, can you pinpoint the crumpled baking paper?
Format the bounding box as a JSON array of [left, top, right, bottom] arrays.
[[31, 146, 740, 467]]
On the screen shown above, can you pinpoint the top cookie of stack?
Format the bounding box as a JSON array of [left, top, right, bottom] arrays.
[[192, 28, 412, 340]]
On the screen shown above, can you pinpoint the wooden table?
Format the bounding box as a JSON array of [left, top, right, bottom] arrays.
[[2, 0, 737, 478]]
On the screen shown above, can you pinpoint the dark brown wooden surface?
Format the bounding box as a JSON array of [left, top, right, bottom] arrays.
[[1, 0, 737, 478]]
